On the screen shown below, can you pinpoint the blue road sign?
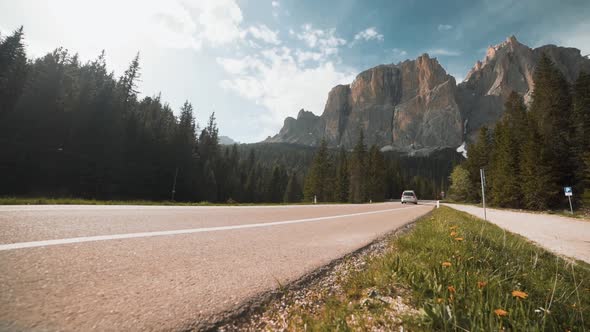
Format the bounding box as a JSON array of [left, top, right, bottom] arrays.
[[564, 186, 573, 196]]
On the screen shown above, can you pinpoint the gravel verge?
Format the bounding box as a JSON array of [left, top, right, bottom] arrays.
[[208, 213, 429, 331]]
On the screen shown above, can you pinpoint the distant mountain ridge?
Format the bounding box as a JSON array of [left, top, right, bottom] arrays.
[[265, 36, 590, 151], [219, 135, 238, 145]]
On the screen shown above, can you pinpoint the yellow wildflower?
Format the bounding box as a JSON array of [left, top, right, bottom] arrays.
[[512, 290, 528, 299], [494, 309, 508, 316]]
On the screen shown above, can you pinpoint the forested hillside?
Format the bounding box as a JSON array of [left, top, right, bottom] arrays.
[[449, 54, 590, 210], [0, 27, 459, 203]]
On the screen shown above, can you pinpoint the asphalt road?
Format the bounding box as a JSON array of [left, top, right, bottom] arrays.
[[0, 202, 432, 331], [445, 204, 590, 264]]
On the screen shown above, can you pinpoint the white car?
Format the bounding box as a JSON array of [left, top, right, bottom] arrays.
[[401, 190, 418, 204]]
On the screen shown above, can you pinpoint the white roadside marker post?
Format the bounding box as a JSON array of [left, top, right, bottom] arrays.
[[564, 187, 573, 215], [436, 200, 440, 208], [480, 168, 487, 221]]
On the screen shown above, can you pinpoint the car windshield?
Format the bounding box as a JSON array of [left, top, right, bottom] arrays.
[[403, 192, 414, 196]]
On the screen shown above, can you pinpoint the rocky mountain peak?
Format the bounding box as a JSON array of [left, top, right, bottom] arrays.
[[458, 36, 590, 141], [267, 36, 590, 153], [466, 35, 530, 82], [296, 108, 316, 120]]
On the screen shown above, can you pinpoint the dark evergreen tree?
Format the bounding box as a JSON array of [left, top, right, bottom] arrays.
[[266, 165, 287, 203], [488, 92, 528, 208], [118, 52, 140, 106], [349, 130, 367, 203], [173, 101, 198, 200], [571, 71, 590, 204], [489, 120, 520, 207], [0, 26, 27, 115], [464, 126, 491, 202], [303, 139, 333, 202], [367, 145, 386, 202], [519, 115, 553, 210], [283, 172, 303, 203], [199, 112, 219, 162], [334, 147, 349, 203], [529, 53, 574, 207]]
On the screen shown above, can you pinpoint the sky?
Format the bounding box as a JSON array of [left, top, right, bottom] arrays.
[[1, 0, 589, 143]]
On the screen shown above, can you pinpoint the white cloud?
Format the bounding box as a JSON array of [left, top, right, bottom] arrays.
[[217, 43, 355, 140], [438, 24, 453, 31], [295, 24, 347, 50], [427, 48, 462, 56], [148, 0, 246, 50], [244, 24, 281, 45], [290, 24, 347, 64], [271, 0, 280, 18], [391, 48, 408, 61], [192, 0, 244, 46], [216, 56, 265, 75], [353, 27, 384, 42]]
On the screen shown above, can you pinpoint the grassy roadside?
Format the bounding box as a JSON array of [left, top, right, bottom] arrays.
[[0, 197, 325, 206], [284, 206, 590, 331]]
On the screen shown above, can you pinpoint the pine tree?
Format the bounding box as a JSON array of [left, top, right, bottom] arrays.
[[519, 115, 553, 210], [118, 52, 141, 106], [173, 101, 197, 200], [283, 172, 302, 203], [266, 165, 287, 203], [502, 91, 529, 143], [202, 161, 217, 202], [334, 147, 350, 202], [349, 129, 368, 203], [199, 112, 219, 162], [529, 53, 574, 207], [303, 139, 333, 202], [489, 121, 520, 208], [0, 26, 27, 115], [464, 126, 491, 202], [367, 145, 386, 202], [571, 71, 590, 203], [487, 91, 528, 208]]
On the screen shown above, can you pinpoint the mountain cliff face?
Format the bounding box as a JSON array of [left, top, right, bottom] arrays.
[[458, 35, 590, 141], [266, 36, 590, 151]]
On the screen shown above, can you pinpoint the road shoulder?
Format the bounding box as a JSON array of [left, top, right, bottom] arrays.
[[444, 203, 590, 264], [213, 212, 429, 331]]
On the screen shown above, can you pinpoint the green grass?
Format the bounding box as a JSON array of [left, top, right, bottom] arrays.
[[0, 196, 319, 206], [288, 207, 590, 331]]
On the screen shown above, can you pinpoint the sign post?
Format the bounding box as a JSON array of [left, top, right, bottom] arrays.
[[564, 186, 573, 215], [480, 168, 487, 221]]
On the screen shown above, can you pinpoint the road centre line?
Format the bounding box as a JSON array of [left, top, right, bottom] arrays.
[[0, 205, 425, 251]]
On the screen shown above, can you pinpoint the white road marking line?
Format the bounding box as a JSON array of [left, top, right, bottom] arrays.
[[0, 205, 425, 251]]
